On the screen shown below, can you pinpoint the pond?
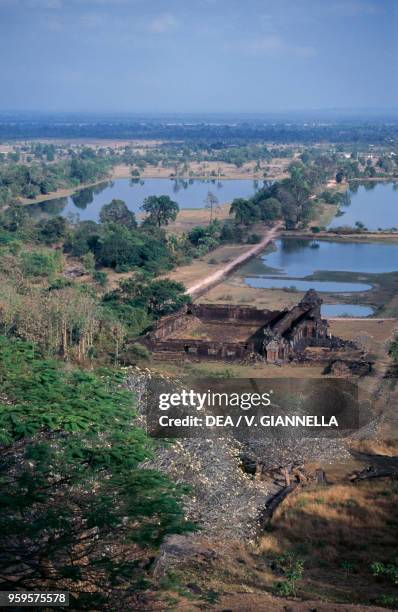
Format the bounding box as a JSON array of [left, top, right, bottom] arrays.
[[320, 304, 374, 318], [245, 277, 372, 293], [328, 182, 398, 231], [25, 178, 261, 222], [242, 237, 398, 294]]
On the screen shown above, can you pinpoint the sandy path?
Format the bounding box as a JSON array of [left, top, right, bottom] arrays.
[[186, 222, 282, 297]]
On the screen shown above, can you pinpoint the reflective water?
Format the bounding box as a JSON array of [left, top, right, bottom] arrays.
[[328, 182, 398, 231], [243, 237, 398, 293], [321, 304, 374, 317], [245, 277, 372, 293], [25, 178, 260, 222]]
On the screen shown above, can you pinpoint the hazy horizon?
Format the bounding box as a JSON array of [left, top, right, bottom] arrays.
[[1, 108, 398, 118], [0, 0, 397, 114]]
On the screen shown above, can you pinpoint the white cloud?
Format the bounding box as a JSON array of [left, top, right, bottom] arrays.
[[148, 13, 179, 34]]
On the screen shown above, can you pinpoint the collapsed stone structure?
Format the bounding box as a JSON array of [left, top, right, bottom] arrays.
[[144, 289, 330, 362]]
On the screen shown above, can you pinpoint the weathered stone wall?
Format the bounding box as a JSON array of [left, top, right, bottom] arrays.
[[189, 303, 279, 325], [145, 290, 330, 363], [148, 338, 252, 361]]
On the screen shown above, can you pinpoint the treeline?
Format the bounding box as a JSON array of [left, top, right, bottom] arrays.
[[0, 149, 112, 205], [228, 149, 398, 229], [1, 117, 398, 144], [121, 142, 286, 171], [229, 155, 336, 228]]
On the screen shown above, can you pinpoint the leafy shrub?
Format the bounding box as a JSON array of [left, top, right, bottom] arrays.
[[20, 249, 62, 277], [129, 343, 150, 360], [0, 335, 195, 605], [247, 233, 261, 244], [93, 270, 108, 286], [273, 553, 304, 597], [82, 251, 95, 272], [371, 558, 398, 585]]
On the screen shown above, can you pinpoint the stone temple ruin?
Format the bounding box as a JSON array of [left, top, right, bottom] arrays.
[[145, 289, 331, 362]]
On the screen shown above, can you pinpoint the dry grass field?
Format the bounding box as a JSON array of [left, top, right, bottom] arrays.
[[155, 478, 398, 610], [149, 358, 327, 380], [166, 202, 231, 234], [112, 157, 291, 181], [257, 478, 398, 606]]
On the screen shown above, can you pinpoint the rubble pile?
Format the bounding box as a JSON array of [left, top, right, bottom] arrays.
[[123, 367, 353, 541]]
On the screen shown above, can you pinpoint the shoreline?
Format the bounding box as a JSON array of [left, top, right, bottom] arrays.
[[282, 230, 398, 242], [186, 223, 282, 298], [15, 168, 277, 208]]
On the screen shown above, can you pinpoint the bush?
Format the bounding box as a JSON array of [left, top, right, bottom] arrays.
[[37, 216, 67, 244], [93, 270, 108, 286], [95, 226, 171, 273], [272, 554, 304, 597], [247, 233, 261, 244], [20, 249, 62, 277], [129, 342, 150, 360], [82, 251, 95, 273], [220, 223, 243, 243], [371, 558, 398, 585]]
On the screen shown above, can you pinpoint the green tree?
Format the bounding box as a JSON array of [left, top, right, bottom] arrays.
[[38, 216, 67, 244], [230, 198, 259, 225], [259, 197, 282, 222], [141, 195, 179, 228], [99, 199, 137, 230], [0, 335, 193, 606]]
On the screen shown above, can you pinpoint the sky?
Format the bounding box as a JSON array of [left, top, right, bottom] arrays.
[[0, 0, 397, 114]]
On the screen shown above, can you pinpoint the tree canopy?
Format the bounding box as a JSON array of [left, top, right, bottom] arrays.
[[0, 335, 193, 606], [99, 199, 137, 230], [141, 195, 179, 227]]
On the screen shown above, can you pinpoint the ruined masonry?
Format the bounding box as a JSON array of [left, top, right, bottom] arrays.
[[145, 289, 329, 362]]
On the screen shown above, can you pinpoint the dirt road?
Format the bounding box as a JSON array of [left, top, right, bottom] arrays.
[[186, 222, 282, 298]]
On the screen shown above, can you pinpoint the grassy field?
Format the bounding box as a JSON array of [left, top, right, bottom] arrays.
[[257, 478, 398, 607], [155, 477, 398, 610], [166, 203, 231, 234]]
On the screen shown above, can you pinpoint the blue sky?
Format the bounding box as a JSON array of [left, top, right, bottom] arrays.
[[0, 0, 396, 113]]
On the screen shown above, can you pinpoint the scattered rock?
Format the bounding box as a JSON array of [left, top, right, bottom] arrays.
[[324, 358, 372, 377]]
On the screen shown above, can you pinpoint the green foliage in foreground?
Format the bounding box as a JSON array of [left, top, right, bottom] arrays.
[[20, 249, 62, 277], [372, 558, 398, 586], [103, 276, 191, 336], [0, 335, 194, 605], [272, 553, 305, 597]]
